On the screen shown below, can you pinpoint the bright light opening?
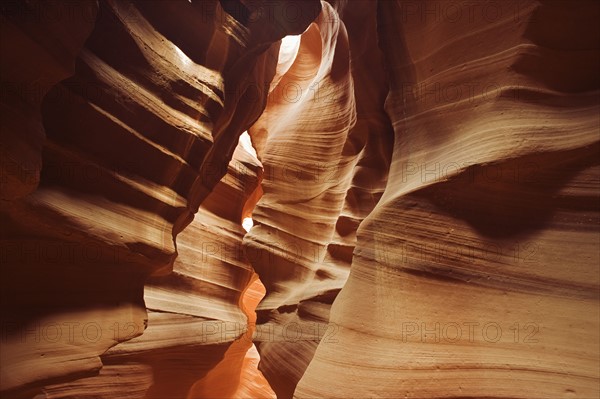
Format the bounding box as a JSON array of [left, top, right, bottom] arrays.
[[242, 217, 254, 232], [239, 131, 257, 158], [275, 34, 302, 78], [279, 35, 301, 65], [239, 131, 257, 234]]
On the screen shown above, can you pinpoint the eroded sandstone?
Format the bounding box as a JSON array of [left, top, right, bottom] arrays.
[[1, 0, 598, 398]]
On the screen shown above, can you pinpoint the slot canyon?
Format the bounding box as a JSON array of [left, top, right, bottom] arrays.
[[1, 0, 599, 398]]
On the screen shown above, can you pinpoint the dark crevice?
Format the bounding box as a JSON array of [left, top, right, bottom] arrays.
[[219, 0, 251, 25]]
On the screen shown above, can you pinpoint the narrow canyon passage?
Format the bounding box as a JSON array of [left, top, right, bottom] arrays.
[[185, 131, 275, 399], [188, 276, 274, 399], [1, 1, 598, 399]]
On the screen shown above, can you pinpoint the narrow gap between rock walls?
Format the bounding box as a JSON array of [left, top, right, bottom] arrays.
[[236, 129, 275, 398], [192, 29, 305, 398]]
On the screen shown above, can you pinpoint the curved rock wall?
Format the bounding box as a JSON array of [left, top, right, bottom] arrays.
[[40, 133, 268, 398], [243, 1, 394, 397], [295, 0, 600, 397], [1, 0, 319, 397]]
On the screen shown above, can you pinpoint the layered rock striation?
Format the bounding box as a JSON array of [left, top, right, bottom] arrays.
[[1, 0, 319, 397], [243, 1, 394, 397], [1, 0, 598, 398], [295, 0, 600, 397]]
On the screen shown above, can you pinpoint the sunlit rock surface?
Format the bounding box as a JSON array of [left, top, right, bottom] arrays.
[[1, 0, 598, 398], [243, 1, 393, 397], [0, 0, 319, 397], [295, 1, 600, 398]]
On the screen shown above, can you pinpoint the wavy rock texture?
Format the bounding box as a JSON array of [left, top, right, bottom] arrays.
[[1, 0, 598, 398], [187, 274, 275, 399], [295, 0, 600, 398], [1, 0, 319, 397], [40, 134, 271, 398], [243, 1, 394, 397]]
